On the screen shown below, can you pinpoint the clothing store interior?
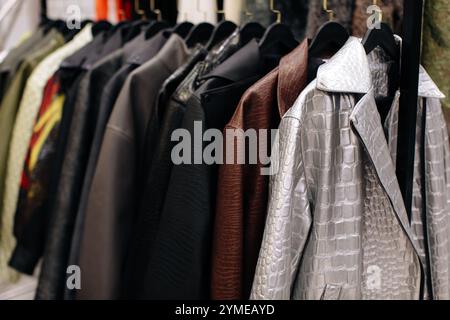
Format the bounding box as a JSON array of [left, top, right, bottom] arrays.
[[0, 0, 449, 301]]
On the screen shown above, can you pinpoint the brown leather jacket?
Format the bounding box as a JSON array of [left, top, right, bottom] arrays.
[[211, 39, 309, 300]]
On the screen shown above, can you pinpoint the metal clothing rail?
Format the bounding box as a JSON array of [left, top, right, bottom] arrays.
[[397, 0, 423, 219], [397, 0, 431, 300]]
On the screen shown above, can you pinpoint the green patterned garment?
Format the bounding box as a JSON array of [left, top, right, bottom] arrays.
[[422, 0, 450, 135]]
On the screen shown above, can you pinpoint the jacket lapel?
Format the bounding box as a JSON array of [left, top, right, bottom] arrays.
[[314, 36, 444, 270], [350, 90, 426, 266]]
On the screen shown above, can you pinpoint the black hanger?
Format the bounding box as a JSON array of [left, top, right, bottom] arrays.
[[108, 21, 128, 35], [43, 19, 80, 41], [145, 20, 170, 39], [259, 23, 299, 55], [308, 21, 349, 58], [205, 20, 237, 50], [363, 22, 399, 61], [63, 20, 92, 41], [40, 17, 58, 32], [124, 20, 150, 42], [363, 22, 400, 100], [239, 22, 266, 46], [64, 21, 89, 42], [102, 21, 127, 40], [185, 23, 215, 48], [41, 19, 65, 34], [92, 20, 113, 36], [39, 16, 51, 28], [173, 22, 194, 39]]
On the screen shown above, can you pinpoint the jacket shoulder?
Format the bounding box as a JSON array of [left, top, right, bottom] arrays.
[[283, 80, 326, 124], [227, 68, 279, 129]]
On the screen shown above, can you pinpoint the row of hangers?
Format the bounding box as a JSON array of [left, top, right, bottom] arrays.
[[310, 0, 399, 97], [126, 0, 299, 57], [40, 0, 399, 94], [131, 0, 398, 68], [108, 0, 401, 100]]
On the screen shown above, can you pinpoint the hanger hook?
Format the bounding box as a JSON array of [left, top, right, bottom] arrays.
[[322, 0, 334, 21], [135, 0, 146, 19], [269, 0, 281, 24], [150, 0, 162, 21]]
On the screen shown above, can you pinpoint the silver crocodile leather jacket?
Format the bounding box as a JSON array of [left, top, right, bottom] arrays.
[[251, 37, 450, 300]]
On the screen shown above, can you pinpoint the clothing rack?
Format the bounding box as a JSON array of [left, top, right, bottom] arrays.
[[37, 0, 424, 219], [397, 0, 423, 219]]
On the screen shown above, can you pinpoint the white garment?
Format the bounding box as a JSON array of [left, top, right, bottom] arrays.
[[177, 0, 217, 24], [0, 24, 93, 283], [0, 0, 39, 51]]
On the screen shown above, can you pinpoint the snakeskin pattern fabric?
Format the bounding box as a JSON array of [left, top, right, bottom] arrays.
[[251, 37, 450, 300]]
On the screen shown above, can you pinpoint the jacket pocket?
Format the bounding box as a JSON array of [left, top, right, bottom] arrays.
[[320, 284, 342, 300]]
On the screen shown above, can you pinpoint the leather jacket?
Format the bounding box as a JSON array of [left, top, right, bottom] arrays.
[[251, 37, 450, 300], [122, 30, 241, 298], [76, 35, 190, 300], [212, 39, 309, 300], [139, 36, 296, 300]]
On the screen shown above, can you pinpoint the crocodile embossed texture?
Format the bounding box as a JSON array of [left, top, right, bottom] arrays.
[[385, 94, 450, 300], [424, 98, 450, 299], [361, 155, 420, 300], [367, 47, 393, 99], [251, 84, 421, 300], [251, 38, 450, 300]]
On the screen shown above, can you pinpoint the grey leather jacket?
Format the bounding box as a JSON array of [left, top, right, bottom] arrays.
[[251, 37, 450, 300]]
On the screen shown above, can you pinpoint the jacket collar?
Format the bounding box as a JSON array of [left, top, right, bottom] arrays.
[[318, 37, 430, 268], [199, 38, 262, 83], [100, 23, 126, 55], [125, 30, 170, 65], [316, 36, 445, 99], [277, 38, 309, 115], [156, 34, 190, 73], [61, 30, 109, 69], [349, 91, 426, 268]]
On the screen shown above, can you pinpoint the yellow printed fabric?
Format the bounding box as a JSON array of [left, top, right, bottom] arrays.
[[0, 25, 92, 282], [29, 95, 64, 172]]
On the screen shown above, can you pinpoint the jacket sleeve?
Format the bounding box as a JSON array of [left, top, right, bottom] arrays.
[[76, 80, 137, 300], [141, 95, 211, 299], [9, 92, 63, 275], [211, 125, 245, 300], [250, 116, 312, 300]]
